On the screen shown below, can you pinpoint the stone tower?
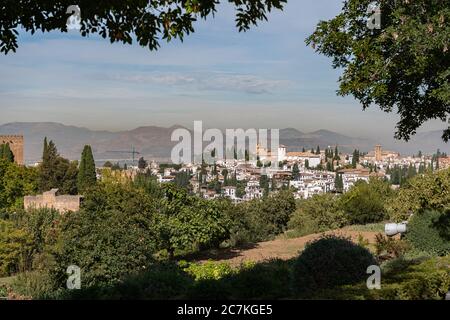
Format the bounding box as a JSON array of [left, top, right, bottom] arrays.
[[375, 144, 382, 162], [0, 135, 24, 165]]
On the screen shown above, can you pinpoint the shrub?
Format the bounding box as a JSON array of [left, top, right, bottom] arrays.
[[374, 233, 411, 261], [11, 270, 56, 299], [292, 235, 377, 296], [288, 193, 347, 236], [111, 263, 192, 300], [228, 259, 292, 299], [228, 190, 296, 243], [339, 178, 393, 224], [54, 262, 193, 300], [53, 208, 158, 289], [313, 256, 450, 300], [180, 261, 237, 300], [406, 209, 450, 256], [181, 261, 234, 281], [157, 188, 233, 255], [375, 256, 450, 300], [386, 168, 450, 221], [0, 284, 7, 298]]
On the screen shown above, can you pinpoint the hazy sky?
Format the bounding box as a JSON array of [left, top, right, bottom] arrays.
[[0, 0, 446, 140]]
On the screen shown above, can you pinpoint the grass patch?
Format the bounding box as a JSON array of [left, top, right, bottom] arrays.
[[343, 222, 385, 233], [0, 276, 16, 286]]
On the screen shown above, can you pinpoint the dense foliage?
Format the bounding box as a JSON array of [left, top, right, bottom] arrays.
[[386, 168, 450, 221], [289, 178, 393, 235], [156, 185, 232, 257], [0, 160, 39, 212], [39, 138, 78, 194], [292, 235, 377, 296], [227, 190, 296, 244], [77, 145, 96, 192], [339, 178, 393, 224], [406, 209, 450, 256], [0, 144, 14, 163], [0, 208, 59, 277], [1, 138, 449, 300], [1, 0, 286, 54], [288, 193, 347, 236], [317, 255, 450, 300], [307, 0, 450, 141]]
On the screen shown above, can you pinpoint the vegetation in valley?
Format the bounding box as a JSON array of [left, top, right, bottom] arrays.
[[0, 140, 449, 300]]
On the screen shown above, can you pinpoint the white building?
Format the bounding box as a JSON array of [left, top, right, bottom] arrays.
[[223, 186, 237, 199]]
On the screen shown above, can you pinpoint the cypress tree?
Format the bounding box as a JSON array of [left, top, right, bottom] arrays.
[[138, 157, 147, 169], [334, 145, 340, 160], [77, 145, 97, 192], [316, 145, 320, 155], [40, 138, 59, 192], [334, 173, 343, 193], [326, 161, 332, 171], [0, 143, 14, 163], [292, 163, 300, 179]]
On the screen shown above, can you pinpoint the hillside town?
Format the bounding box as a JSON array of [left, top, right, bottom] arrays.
[[110, 143, 448, 202]]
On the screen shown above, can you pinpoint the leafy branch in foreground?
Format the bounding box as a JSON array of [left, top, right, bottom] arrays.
[[307, 0, 450, 141], [0, 0, 286, 54]]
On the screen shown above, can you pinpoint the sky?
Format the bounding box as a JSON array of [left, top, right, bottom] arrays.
[[0, 0, 447, 141]]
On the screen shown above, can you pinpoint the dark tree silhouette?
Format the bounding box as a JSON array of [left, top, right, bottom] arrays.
[[1, 0, 286, 54], [307, 0, 450, 141]]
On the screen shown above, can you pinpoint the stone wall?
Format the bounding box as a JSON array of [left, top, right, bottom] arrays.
[[0, 135, 24, 165], [24, 189, 81, 213]]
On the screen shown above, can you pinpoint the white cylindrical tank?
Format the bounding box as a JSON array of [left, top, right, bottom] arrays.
[[385, 223, 407, 236]]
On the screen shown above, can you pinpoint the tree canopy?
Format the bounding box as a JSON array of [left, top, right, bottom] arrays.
[[77, 145, 96, 193], [1, 0, 286, 54], [39, 138, 78, 194], [307, 0, 450, 141]]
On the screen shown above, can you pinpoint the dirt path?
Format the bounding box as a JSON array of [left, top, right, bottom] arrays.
[[194, 230, 379, 266]]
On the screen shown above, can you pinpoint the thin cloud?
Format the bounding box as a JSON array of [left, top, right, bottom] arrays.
[[106, 72, 290, 94]]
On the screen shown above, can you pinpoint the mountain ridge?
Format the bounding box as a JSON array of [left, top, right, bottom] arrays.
[[0, 122, 448, 163]]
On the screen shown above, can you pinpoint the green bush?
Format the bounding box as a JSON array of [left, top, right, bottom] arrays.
[[339, 178, 393, 224], [228, 190, 296, 243], [373, 256, 450, 300], [181, 260, 234, 281], [110, 263, 192, 300], [54, 208, 158, 289], [386, 168, 450, 221], [11, 269, 57, 299], [406, 209, 450, 256], [228, 259, 292, 299], [313, 256, 450, 300], [292, 235, 377, 296], [55, 262, 193, 300], [374, 233, 411, 261], [288, 193, 347, 236], [0, 284, 7, 298]]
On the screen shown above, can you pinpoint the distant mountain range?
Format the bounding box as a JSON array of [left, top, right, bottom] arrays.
[[0, 122, 448, 164]]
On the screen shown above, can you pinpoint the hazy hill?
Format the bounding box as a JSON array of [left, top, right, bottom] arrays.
[[0, 122, 448, 163], [280, 128, 373, 153]]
